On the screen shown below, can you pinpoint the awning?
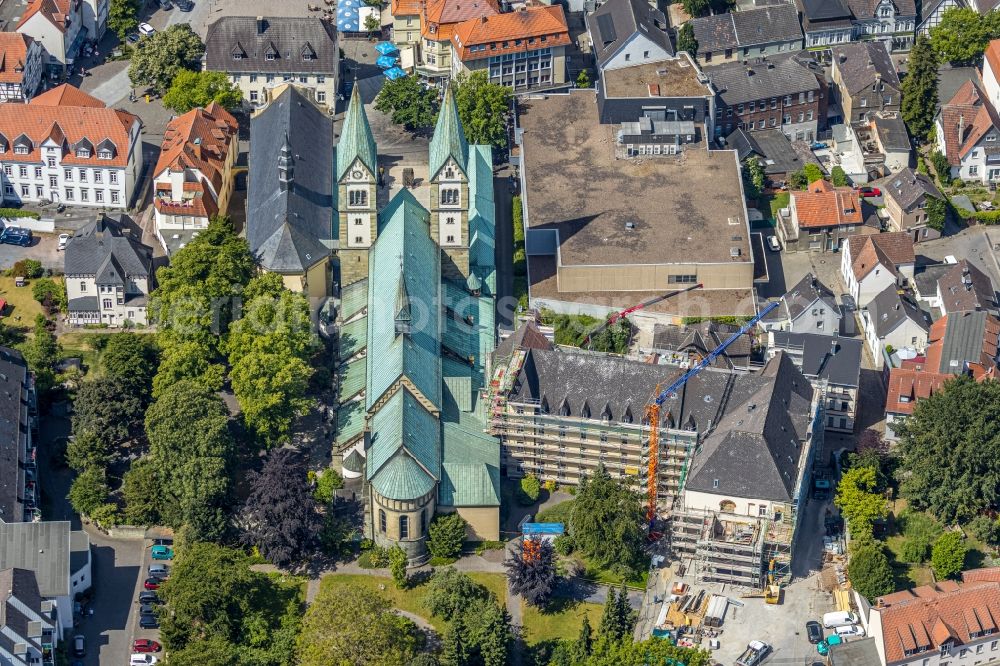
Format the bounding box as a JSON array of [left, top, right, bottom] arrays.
[[376, 54, 398, 68], [385, 67, 407, 80], [375, 41, 398, 55]]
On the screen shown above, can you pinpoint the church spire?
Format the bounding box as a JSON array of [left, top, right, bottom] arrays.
[[429, 84, 469, 179], [336, 82, 378, 181]]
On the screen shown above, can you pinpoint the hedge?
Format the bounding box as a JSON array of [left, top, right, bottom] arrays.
[[0, 208, 40, 220], [965, 210, 1000, 224]]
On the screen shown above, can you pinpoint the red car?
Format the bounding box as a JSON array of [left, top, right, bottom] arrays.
[[857, 186, 881, 197], [143, 578, 160, 591], [132, 639, 161, 653]]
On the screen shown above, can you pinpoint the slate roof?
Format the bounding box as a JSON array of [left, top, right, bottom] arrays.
[[707, 54, 822, 106], [937, 259, 996, 314], [725, 128, 820, 175], [493, 320, 553, 360], [0, 348, 28, 525], [762, 272, 838, 324], [0, 567, 47, 662], [0, 522, 78, 597], [847, 0, 915, 18], [204, 16, 338, 74], [882, 167, 942, 212], [832, 42, 900, 95], [924, 311, 1000, 375], [866, 285, 929, 338], [770, 331, 862, 388], [247, 86, 333, 273], [796, 0, 853, 30], [63, 215, 152, 284], [651, 321, 752, 369], [336, 84, 378, 181], [685, 352, 814, 502], [586, 0, 673, 68], [691, 5, 801, 53], [913, 263, 951, 301]]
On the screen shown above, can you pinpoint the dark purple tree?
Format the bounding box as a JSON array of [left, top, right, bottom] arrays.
[[504, 537, 557, 607]]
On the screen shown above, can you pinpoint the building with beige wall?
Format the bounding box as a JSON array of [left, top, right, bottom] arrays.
[[516, 90, 757, 320], [879, 167, 944, 243], [413, 0, 499, 82]]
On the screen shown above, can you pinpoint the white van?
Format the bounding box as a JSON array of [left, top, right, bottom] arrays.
[[822, 611, 859, 628], [835, 624, 866, 638], [130, 655, 158, 665]]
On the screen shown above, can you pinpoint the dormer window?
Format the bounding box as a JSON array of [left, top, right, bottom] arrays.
[[233, 52, 243, 60], [14, 145, 28, 155], [265, 52, 275, 60], [76, 148, 90, 158], [98, 149, 112, 159]]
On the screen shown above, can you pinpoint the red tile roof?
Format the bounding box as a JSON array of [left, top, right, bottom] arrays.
[[791, 179, 864, 230], [16, 0, 74, 32], [0, 34, 34, 86], [0, 85, 138, 167], [884, 366, 951, 415], [451, 5, 571, 61], [154, 181, 219, 219], [876, 573, 1000, 664], [422, 0, 499, 39], [846, 231, 915, 281], [986, 39, 1000, 83], [938, 80, 1000, 166], [153, 102, 238, 196], [391, 0, 422, 16]]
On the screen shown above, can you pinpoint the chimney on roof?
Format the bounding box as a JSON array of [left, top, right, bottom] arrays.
[[256, 16, 266, 34], [831, 339, 839, 355], [959, 113, 966, 142]]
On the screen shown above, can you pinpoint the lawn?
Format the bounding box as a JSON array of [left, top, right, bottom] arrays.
[[764, 191, 790, 221], [0, 276, 48, 327], [521, 598, 603, 646], [56, 331, 105, 375], [536, 499, 574, 525], [884, 535, 935, 588], [320, 572, 508, 634]]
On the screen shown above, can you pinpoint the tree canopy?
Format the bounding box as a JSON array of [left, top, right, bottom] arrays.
[[504, 537, 557, 607], [929, 8, 1000, 65], [847, 544, 895, 600], [677, 23, 697, 57], [900, 35, 939, 141], [108, 0, 140, 40], [453, 71, 512, 151], [128, 24, 206, 92], [742, 157, 765, 199], [375, 76, 440, 130], [570, 467, 645, 575], [163, 69, 243, 113], [932, 531, 968, 579], [896, 377, 1000, 523], [427, 513, 467, 561], [834, 465, 888, 537]]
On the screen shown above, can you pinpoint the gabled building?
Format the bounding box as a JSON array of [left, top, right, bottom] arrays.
[[391, 0, 422, 46], [417, 0, 499, 82], [0, 84, 142, 209], [879, 167, 944, 243], [934, 80, 1000, 184], [449, 5, 571, 93], [690, 5, 803, 67], [884, 364, 951, 440], [15, 0, 97, 76], [934, 259, 997, 314], [918, 0, 964, 35], [0, 348, 36, 525], [204, 17, 339, 108], [586, 0, 673, 73], [0, 34, 44, 102], [796, 0, 855, 49], [777, 179, 872, 253], [831, 42, 902, 123], [861, 283, 930, 367], [724, 128, 821, 182], [767, 331, 862, 432], [334, 86, 500, 561], [63, 214, 153, 327], [152, 103, 239, 254], [0, 568, 58, 666], [759, 272, 842, 334], [841, 231, 916, 307], [247, 85, 333, 299], [707, 54, 828, 143], [846, 0, 916, 52], [649, 320, 752, 370]]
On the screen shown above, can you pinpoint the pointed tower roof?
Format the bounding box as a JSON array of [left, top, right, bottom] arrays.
[[429, 85, 469, 179], [336, 83, 378, 181]]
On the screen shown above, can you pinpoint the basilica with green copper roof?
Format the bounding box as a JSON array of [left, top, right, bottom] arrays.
[[334, 85, 500, 560]]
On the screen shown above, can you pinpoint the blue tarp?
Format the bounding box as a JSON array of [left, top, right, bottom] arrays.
[[384, 66, 407, 80], [522, 523, 565, 536], [376, 54, 398, 68], [337, 0, 362, 33], [375, 41, 398, 55]]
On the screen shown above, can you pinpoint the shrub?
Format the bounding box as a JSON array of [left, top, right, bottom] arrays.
[[930, 151, 952, 185], [543, 479, 557, 493], [428, 513, 467, 560], [0, 208, 40, 219], [969, 514, 1000, 546], [474, 540, 506, 555], [12, 259, 43, 279], [31, 277, 65, 313], [313, 469, 343, 505], [517, 474, 541, 505], [932, 531, 968, 579], [389, 545, 408, 588], [554, 533, 575, 555], [803, 163, 824, 183], [847, 543, 894, 600], [358, 544, 391, 568], [831, 165, 848, 187]]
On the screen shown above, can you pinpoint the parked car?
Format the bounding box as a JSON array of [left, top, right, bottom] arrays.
[[806, 621, 823, 644], [138, 591, 160, 604], [176, 0, 193, 10], [139, 612, 159, 629], [132, 639, 161, 653], [857, 186, 881, 197], [767, 235, 781, 252], [834, 624, 866, 638], [151, 545, 173, 560], [139, 603, 156, 615], [143, 578, 160, 590], [0, 227, 32, 246], [816, 634, 843, 656], [126, 32, 140, 43], [138, 22, 156, 36], [130, 652, 159, 664], [72, 635, 85, 658], [822, 611, 858, 628], [57, 233, 70, 250], [148, 564, 169, 578]]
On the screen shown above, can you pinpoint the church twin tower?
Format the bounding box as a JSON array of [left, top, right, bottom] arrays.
[[336, 85, 474, 287]]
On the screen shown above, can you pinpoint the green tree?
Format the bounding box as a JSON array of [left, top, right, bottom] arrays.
[[145, 380, 233, 541], [108, 0, 140, 40], [453, 71, 512, 150], [389, 545, 408, 589], [901, 35, 939, 141], [930, 8, 988, 64], [788, 169, 808, 190], [128, 24, 206, 92], [72, 377, 145, 448], [427, 513, 467, 561], [518, 474, 541, 505], [68, 467, 110, 517], [682, 0, 710, 16], [462, 597, 511, 666], [831, 165, 848, 187], [425, 568, 492, 621], [440, 612, 468, 666], [932, 531, 968, 579], [896, 509, 943, 564], [926, 196, 947, 232], [571, 467, 645, 575], [364, 13, 381, 35], [65, 431, 111, 472], [803, 163, 824, 184], [297, 581, 419, 666], [576, 69, 591, 89], [897, 377, 1000, 523], [121, 459, 162, 526], [312, 468, 343, 504], [581, 637, 711, 665], [834, 466, 888, 537], [847, 544, 895, 600], [576, 614, 594, 661], [31, 277, 65, 312], [598, 588, 627, 642], [163, 69, 243, 113], [930, 150, 952, 186], [742, 157, 765, 199], [102, 332, 157, 391], [677, 23, 697, 57], [969, 514, 1000, 546], [375, 75, 440, 130]]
